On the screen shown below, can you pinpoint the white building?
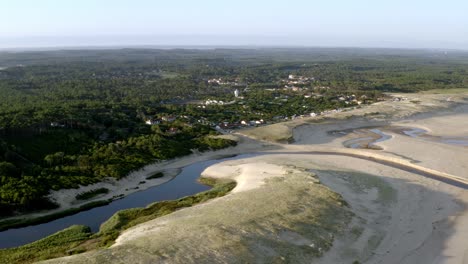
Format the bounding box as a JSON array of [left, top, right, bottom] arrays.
[[234, 89, 239, 98]]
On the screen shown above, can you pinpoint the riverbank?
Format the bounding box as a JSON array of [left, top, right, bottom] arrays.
[[0, 177, 237, 264], [0, 135, 273, 230]]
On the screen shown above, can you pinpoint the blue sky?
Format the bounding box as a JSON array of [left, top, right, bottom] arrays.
[[1, 0, 467, 49]]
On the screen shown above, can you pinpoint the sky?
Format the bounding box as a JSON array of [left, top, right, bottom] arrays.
[[0, 0, 467, 49]]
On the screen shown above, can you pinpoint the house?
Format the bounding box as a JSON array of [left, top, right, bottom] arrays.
[[50, 122, 65, 128], [145, 119, 160, 125], [205, 99, 225, 105], [161, 116, 176, 122], [168, 127, 180, 134]]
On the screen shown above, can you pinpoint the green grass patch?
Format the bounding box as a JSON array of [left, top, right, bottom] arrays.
[[75, 188, 109, 200], [419, 88, 468, 94], [99, 178, 236, 235], [0, 225, 92, 264]]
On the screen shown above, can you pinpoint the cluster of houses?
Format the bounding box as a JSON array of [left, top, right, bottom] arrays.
[[286, 74, 315, 84], [337, 94, 364, 105], [282, 74, 315, 91], [272, 110, 331, 121], [392, 96, 409, 102], [145, 115, 177, 125], [204, 90, 242, 106], [205, 99, 226, 105], [215, 119, 265, 131], [50, 122, 66, 128], [207, 78, 244, 86], [139, 74, 384, 134], [144, 113, 268, 134]]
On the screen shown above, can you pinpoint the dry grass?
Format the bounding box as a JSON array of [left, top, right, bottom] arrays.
[[241, 123, 294, 143]]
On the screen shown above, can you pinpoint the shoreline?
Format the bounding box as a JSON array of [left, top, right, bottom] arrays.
[[0, 200, 111, 232]]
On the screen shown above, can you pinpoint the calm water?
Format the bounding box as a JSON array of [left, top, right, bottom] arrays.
[[343, 128, 392, 149], [401, 127, 468, 147], [0, 155, 249, 248], [402, 127, 427, 137], [342, 126, 467, 149]]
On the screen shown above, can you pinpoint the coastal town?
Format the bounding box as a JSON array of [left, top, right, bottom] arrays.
[[140, 74, 384, 133]]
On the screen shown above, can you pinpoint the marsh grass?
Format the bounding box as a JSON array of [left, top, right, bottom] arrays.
[[98, 178, 235, 237], [0, 225, 92, 264]]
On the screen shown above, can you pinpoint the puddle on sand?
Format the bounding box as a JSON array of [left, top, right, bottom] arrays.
[[330, 128, 392, 150], [396, 127, 468, 147], [331, 126, 468, 149]]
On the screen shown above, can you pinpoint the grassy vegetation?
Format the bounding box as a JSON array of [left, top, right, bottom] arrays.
[[242, 123, 294, 143], [98, 178, 236, 245], [420, 88, 468, 94], [0, 178, 236, 264], [146, 171, 164, 180], [0, 225, 92, 264], [75, 188, 109, 200]]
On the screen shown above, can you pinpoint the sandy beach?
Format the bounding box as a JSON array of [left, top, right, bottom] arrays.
[[40, 91, 468, 263]]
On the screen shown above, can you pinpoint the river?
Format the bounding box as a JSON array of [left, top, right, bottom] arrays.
[[0, 155, 251, 248]]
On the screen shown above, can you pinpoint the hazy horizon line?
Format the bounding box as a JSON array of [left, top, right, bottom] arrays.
[[1, 44, 467, 53], [1, 33, 467, 52]]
